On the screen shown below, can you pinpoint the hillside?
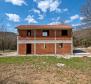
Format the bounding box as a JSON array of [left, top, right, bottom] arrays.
[[73, 28, 91, 47], [0, 32, 16, 39], [0, 32, 17, 50], [73, 28, 91, 39]]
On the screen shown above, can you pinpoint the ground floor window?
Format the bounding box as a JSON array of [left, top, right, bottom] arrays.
[[44, 43, 47, 48], [59, 43, 63, 48]]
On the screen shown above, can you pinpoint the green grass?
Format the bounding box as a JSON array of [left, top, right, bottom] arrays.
[[0, 56, 91, 70], [0, 56, 91, 84]]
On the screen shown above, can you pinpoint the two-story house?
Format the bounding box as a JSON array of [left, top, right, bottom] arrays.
[[16, 24, 73, 55]]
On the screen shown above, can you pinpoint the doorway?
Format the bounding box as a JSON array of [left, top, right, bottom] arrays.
[[26, 44, 31, 54]]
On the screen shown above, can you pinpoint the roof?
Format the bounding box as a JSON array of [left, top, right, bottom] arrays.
[[16, 24, 72, 30]]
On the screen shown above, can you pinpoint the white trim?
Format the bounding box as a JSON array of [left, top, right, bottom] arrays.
[[71, 37, 73, 55], [17, 40, 72, 44], [55, 30, 56, 55], [34, 30, 36, 54]]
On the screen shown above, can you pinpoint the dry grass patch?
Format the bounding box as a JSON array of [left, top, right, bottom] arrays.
[[0, 56, 91, 84]]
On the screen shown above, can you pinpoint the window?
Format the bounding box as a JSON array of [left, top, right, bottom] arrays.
[[27, 30, 31, 36], [59, 43, 63, 48], [42, 30, 49, 37], [44, 43, 46, 48], [62, 30, 68, 36]]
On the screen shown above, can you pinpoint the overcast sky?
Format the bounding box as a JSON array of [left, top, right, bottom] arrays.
[[0, 0, 86, 32]]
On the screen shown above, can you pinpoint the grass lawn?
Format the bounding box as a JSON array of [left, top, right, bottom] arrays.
[[0, 56, 91, 84]]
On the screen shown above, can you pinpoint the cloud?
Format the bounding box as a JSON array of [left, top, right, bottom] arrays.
[[29, 8, 44, 20], [32, 9, 41, 14], [64, 20, 72, 23], [38, 14, 44, 20], [80, 17, 85, 20], [50, 0, 61, 12], [72, 23, 81, 27], [25, 15, 37, 24], [48, 21, 61, 25], [56, 8, 68, 13], [37, 1, 49, 12], [65, 14, 81, 24], [50, 17, 64, 25], [34, 0, 61, 13], [5, 0, 27, 6], [6, 13, 20, 22], [72, 23, 86, 27], [52, 17, 60, 21], [70, 14, 79, 20], [63, 8, 68, 12]]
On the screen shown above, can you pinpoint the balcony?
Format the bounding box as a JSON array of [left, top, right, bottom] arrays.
[[18, 36, 72, 40], [17, 36, 72, 44]]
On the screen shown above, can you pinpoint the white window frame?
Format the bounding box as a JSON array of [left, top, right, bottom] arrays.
[[42, 30, 49, 37]]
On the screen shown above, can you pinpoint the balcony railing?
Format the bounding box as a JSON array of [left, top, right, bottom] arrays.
[[18, 36, 72, 40]]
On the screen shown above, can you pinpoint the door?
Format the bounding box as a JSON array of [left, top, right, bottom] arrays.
[[26, 44, 31, 54]]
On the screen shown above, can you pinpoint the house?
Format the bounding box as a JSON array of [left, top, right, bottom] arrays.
[[16, 24, 73, 55]]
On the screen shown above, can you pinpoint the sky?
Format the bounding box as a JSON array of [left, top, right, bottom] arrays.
[[0, 0, 86, 32]]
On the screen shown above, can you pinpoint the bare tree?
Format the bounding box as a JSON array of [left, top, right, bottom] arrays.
[[0, 24, 7, 53], [81, 0, 91, 25]]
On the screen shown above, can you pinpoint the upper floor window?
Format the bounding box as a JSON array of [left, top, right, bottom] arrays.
[[42, 30, 49, 37], [62, 30, 68, 36], [27, 30, 31, 36]]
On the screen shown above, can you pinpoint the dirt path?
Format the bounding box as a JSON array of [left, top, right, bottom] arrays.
[[0, 52, 17, 57]]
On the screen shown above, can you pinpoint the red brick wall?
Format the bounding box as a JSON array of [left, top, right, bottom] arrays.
[[18, 44, 26, 55], [18, 29, 72, 55], [18, 43, 72, 55], [56, 43, 71, 54], [31, 43, 34, 54], [36, 43, 55, 54], [18, 30, 27, 37], [18, 29, 72, 40]]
